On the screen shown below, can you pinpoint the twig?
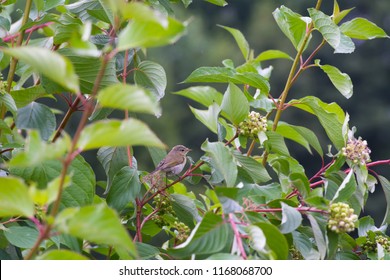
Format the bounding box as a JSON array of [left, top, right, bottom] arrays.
[[250, 206, 328, 215], [25, 50, 117, 259], [2, 22, 54, 43], [229, 213, 247, 259]]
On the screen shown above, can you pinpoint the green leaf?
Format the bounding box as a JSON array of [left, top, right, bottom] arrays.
[[119, 2, 167, 24], [3, 225, 38, 249], [15, 102, 56, 141], [265, 131, 290, 156], [171, 194, 201, 226], [273, 6, 310, 50], [0, 119, 12, 135], [169, 212, 232, 257], [42, 48, 118, 94], [173, 86, 223, 107], [221, 83, 249, 125], [332, 1, 354, 25], [134, 60, 167, 101], [147, 146, 167, 168], [54, 13, 83, 45], [291, 96, 345, 149], [232, 150, 271, 183], [0, 16, 11, 31], [357, 216, 376, 237], [56, 204, 136, 258], [1, 46, 79, 93], [0, 177, 34, 217], [255, 222, 289, 259], [206, 253, 242, 260], [218, 25, 250, 60], [204, 0, 227, 6], [292, 231, 320, 259], [9, 130, 69, 167], [331, 171, 356, 203], [106, 166, 141, 212], [184, 67, 270, 94], [66, 0, 109, 23], [77, 119, 165, 151], [276, 122, 323, 156], [10, 155, 95, 209], [255, 49, 293, 62], [29, 175, 72, 207], [250, 92, 276, 113], [280, 203, 302, 234], [307, 214, 327, 259], [201, 140, 237, 187], [97, 146, 131, 195], [0, 93, 17, 116], [118, 15, 186, 50], [315, 60, 353, 99], [378, 176, 390, 226], [96, 83, 160, 115], [190, 103, 220, 134], [268, 155, 310, 197], [136, 242, 160, 260], [336, 251, 360, 260], [10, 85, 51, 108], [37, 249, 89, 260], [184, 66, 234, 83], [308, 8, 355, 54], [340, 18, 389, 40]]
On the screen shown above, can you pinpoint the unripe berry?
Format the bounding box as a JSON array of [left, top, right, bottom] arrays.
[[238, 111, 268, 138], [328, 202, 357, 234]]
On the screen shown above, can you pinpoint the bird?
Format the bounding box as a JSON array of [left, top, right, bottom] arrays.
[[151, 145, 191, 176]]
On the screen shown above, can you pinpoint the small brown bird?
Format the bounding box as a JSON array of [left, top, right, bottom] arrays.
[[152, 145, 191, 176]]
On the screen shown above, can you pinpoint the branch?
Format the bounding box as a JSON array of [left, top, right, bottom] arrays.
[[0, 0, 33, 129], [250, 206, 328, 215], [52, 95, 84, 143], [229, 213, 247, 259], [2, 22, 54, 43], [25, 50, 117, 259]]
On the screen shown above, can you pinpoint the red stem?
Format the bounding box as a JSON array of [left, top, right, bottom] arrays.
[[3, 22, 54, 42], [229, 213, 247, 259], [250, 206, 328, 214]]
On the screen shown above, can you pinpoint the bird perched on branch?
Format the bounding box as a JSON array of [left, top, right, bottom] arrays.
[[143, 145, 191, 189], [151, 145, 191, 176]]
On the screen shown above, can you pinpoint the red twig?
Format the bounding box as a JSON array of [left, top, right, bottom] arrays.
[[3, 22, 54, 42], [229, 213, 247, 259], [367, 159, 390, 167], [250, 206, 328, 215]]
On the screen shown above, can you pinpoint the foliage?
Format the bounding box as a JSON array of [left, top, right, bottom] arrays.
[[0, 0, 389, 260]]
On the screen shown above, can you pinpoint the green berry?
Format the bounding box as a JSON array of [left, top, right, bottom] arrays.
[[328, 202, 357, 234]]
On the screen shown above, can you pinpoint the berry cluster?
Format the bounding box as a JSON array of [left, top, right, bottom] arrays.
[[173, 221, 190, 243], [289, 246, 303, 260], [152, 194, 190, 244], [361, 234, 390, 253], [327, 202, 358, 234], [341, 137, 371, 165], [0, 80, 7, 92], [238, 111, 268, 138]]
